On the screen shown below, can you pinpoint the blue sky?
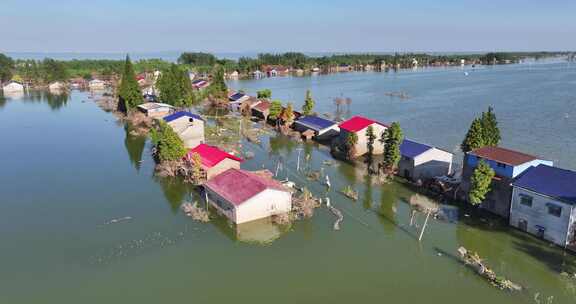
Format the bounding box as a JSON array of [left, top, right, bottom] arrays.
[[1, 0, 575, 53]]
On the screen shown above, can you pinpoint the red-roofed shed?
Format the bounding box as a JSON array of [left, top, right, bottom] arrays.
[[338, 116, 389, 158], [185, 144, 242, 180]]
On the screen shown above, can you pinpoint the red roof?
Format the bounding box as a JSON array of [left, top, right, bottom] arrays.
[[253, 100, 271, 112], [470, 146, 539, 166], [339, 116, 388, 132], [185, 144, 242, 168], [205, 169, 288, 206]]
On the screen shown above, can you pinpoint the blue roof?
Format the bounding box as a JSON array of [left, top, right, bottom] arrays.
[[400, 139, 432, 159], [513, 165, 576, 204], [229, 92, 247, 101], [163, 111, 204, 123], [296, 116, 337, 130]]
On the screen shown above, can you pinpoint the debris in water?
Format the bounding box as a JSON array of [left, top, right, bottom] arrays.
[[104, 216, 132, 225], [181, 202, 210, 222], [457, 246, 522, 291]]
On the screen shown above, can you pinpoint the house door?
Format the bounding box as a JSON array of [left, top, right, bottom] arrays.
[[518, 219, 527, 232]]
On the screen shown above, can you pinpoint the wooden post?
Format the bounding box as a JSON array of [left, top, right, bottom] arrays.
[[204, 191, 209, 211], [296, 148, 302, 172], [418, 210, 431, 242]]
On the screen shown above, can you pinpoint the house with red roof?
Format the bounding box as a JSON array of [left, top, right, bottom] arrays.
[[337, 116, 388, 158], [204, 169, 292, 224], [461, 146, 553, 218], [252, 100, 271, 120], [185, 144, 242, 180]]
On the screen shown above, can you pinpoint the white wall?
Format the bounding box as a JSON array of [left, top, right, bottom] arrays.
[[411, 148, 453, 179], [509, 186, 574, 246], [236, 189, 292, 224]]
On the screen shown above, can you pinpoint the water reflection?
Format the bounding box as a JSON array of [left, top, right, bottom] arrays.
[[211, 213, 290, 245], [123, 125, 146, 172], [378, 184, 398, 233], [155, 176, 195, 214]]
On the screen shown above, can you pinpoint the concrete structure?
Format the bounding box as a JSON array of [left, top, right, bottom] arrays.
[[337, 116, 388, 158], [88, 79, 105, 90], [48, 81, 66, 91], [137, 102, 175, 118], [398, 139, 453, 181], [163, 111, 205, 148], [461, 146, 553, 218], [204, 169, 292, 224], [510, 165, 576, 249], [293, 116, 340, 141], [2, 81, 24, 93], [185, 144, 242, 180]]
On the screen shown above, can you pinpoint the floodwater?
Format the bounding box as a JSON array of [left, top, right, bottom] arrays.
[[1, 61, 576, 303]]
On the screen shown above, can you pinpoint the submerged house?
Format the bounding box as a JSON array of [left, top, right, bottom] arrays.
[[48, 81, 66, 91], [398, 139, 453, 181], [228, 92, 250, 112], [185, 144, 242, 180], [509, 165, 576, 249], [137, 102, 175, 118], [2, 81, 24, 92], [240, 97, 262, 116], [252, 100, 271, 120], [163, 111, 205, 148], [204, 169, 292, 224], [461, 146, 553, 218], [293, 116, 340, 140], [88, 79, 105, 90], [337, 116, 388, 158]]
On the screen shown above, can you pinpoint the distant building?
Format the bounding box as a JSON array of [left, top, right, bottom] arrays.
[[228, 70, 239, 79], [88, 79, 105, 90], [137, 102, 175, 118], [204, 169, 292, 224], [163, 111, 205, 148], [263, 65, 290, 77], [252, 70, 263, 79], [240, 97, 262, 116], [252, 100, 271, 121], [185, 144, 242, 180], [293, 116, 340, 140], [48, 81, 66, 91], [510, 165, 576, 249], [337, 116, 388, 158], [398, 139, 453, 181], [461, 146, 553, 218], [2, 81, 24, 93]]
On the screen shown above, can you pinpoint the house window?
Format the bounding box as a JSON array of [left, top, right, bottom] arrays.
[[519, 194, 533, 207], [547, 204, 562, 217], [496, 162, 506, 168]]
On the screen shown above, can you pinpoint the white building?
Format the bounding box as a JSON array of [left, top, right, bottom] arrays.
[[48, 81, 66, 91], [88, 79, 105, 90], [398, 139, 453, 181], [510, 164, 576, 249], [137, 102, 175, 118], [204, 169, 292, 224], [338, 116, 388, 158], [2, 81, 24, 93], [163, 111, 205, 148]]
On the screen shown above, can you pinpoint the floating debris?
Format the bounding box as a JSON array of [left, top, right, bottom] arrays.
[[104, 216, 132, 225], [340, 185, 359, 201], [306, 171, 321, 181], [457, 247, 522, 291], [326, 198, 343, 230], [181, 202, 210, 222]]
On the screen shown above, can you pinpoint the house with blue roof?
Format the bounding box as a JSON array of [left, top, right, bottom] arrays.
[[398, 139, 453, 181], [293, 116, 340, 140], [510, 165, 576, 249], [228, 92, 251, 112], [163, 111, 205, 148]]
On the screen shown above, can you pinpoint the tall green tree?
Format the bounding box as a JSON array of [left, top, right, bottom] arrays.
[[150, 120, 187, 162], [42, 58, 68, 83], [469, 160, 495, 205], [257, 89, 272, 99], [381, 122, 403, 175], [209, 65, 228, 99], [117, 55, 142, 113], [461, 118, 485, 153], [157, 64, 194, 107], [365, 125, 376, 173], [0, 53, 14, 83], [481, 106, 501, 146], [345, 132, 359, 159], [280, 102, 295, 126], [269, 100, 283, 120], [302, 89, 315, 115]]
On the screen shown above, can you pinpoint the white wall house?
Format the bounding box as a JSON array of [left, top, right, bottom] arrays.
[[204, 169, 292, 224], [163, 111, 205, 148], [510, 165, 576, 248], [137, 102, 175, 119], [48, 81, 66, 92], [338, 116, 388, 158], [398, 139, 453, 181], [2, 81, 24, 93], [88, 79, 105, 90], [293, 116, 340, 140]]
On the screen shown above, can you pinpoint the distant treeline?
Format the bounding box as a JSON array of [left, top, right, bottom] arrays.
[[0, 51, 570, 85]]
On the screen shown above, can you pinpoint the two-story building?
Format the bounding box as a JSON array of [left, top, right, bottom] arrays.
[[461, 146, 553, 218], [163, 111, 205, 148], [510, 164, 576, 249]]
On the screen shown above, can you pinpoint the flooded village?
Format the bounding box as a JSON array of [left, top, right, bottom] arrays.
[[1, 52, 576, 303]]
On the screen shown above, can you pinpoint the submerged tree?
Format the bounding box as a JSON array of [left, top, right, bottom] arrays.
[[269, 100, 283, 121], [280, 102, 295, 127], [209, 65, 228, 100], [365, 125, 376, 174], [257, 89, 272, 99], [0, 53, 14, 83], [302, 89, 315, 115], [117, 55, 142, 113], [381, 122, 403, 176], [469, 160, 495, 205], [345, 132, 359, 160], [190, 151, 203, 182], [157, 64, 194, 107], [150, 120, 187, 162]]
